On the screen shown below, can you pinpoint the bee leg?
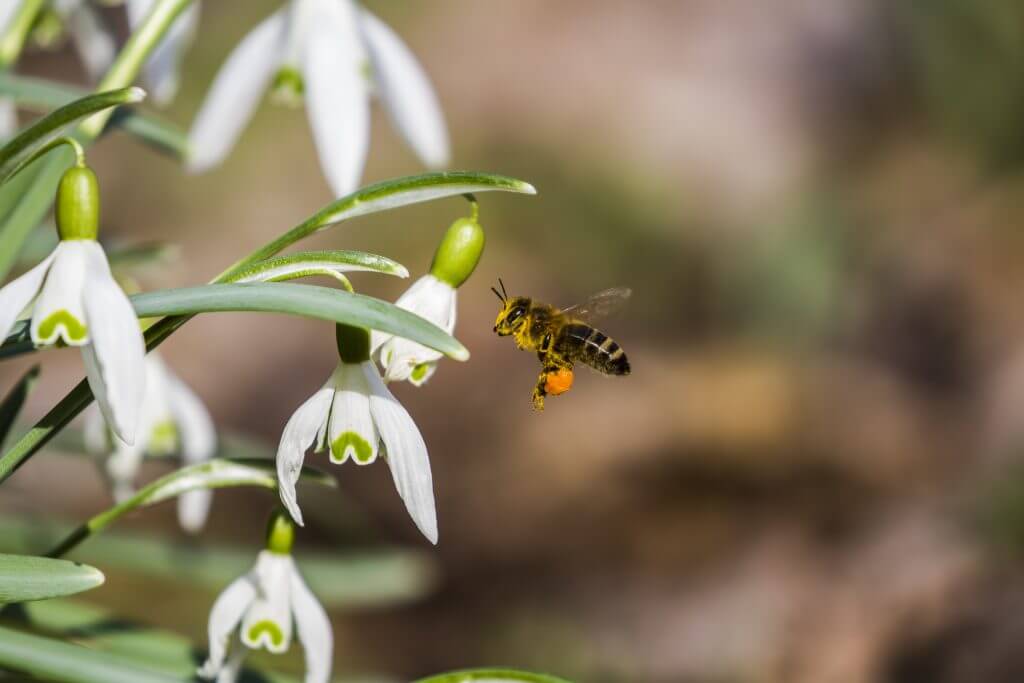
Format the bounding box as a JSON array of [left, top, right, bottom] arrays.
[[532, 372, 548, 411]]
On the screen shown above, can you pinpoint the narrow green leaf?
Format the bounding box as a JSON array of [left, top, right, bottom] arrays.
[[0, 150, 67, 281], [0, 624, 180, 683], [232, 249, 409, 286], [47, 458, 335, 558], [0, 73, 188, 159], [129, 283, 469, 360], [413, 670, 574, 683], [0, 87, 145, 177], [0, 554, 103, 603], [0, 366, 38, 448]]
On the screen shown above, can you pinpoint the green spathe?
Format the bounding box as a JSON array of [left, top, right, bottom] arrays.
[[265, 508, 295, 555], [430, 216, 485, 288], [55, 166, 99, 241]]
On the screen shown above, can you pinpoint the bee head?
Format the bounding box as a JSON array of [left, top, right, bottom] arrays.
[[491, 279, 529, 336]]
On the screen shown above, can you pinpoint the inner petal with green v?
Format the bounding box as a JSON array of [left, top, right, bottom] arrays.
[[37, 309, 87, 344], [246, 620, 285, 649], [331, 431, 374, 464]]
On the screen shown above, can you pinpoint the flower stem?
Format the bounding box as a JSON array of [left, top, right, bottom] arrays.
[[0, 0, 45, 68]]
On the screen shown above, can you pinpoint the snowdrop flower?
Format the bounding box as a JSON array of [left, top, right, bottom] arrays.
[[125, 0, 200, 105], [84, 351, 217, 532], [199, 509, 332, 683], [0, 99, 15, 141], [0, 163, 145, 443], [187, 0, 449, 197], [51, 0, 116, 81], [277, 323, 437, 543], [373, 210, 485, 386]]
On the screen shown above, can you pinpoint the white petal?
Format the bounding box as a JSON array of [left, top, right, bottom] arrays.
[[289, 565, 333, 683], [0, 249, 55, 342], [0, 3, 18, 34], [0, 98, 16, 140], [377, 276, 455, 383], [302, 0, 369, 197], [82, 405, 110, 455], [30, 242, 89, 346], [66, 4, 116, 81], [187, 9, 286, 173], [359, 9, 449, 168], [276, 385, 333, 526], [167, 367, 217, 533], [80, 242, 146, 445], [214, 646, 246, 683], [327, 363, 378, 465], [101, 441, 146, 502], [199, 572, 257, 680], [240, 552, 294, 654], [364, 362, 437, 544], [127, 0, 199, 105]]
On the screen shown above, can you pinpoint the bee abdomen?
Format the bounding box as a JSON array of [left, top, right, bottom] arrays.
[[562, 323, 630, 376]]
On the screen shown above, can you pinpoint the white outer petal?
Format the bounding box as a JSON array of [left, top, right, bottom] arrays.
[[359, 9, 449, 168], [198, 572, 257, 680], [187, 9, 287, 173], [80, 242, 146, 445], [66, 4, 116, 81], [214, 647, 246, 683], [276, 385, 334, 526], [30, 241, 89, 346], [167, 366, 218, 533], [377, 275, 455, 383], [326, 362, 378, 464], [241, 551, 294, 654], [0, 249, 55, 342], [0, 3, 17, 34], [364, 362, 437, 544], [289, 564, 333, 683], [302, 0, 369, 197], [82, 405, 110, 455], [0, 98, 16, 140], [127, 0, 200, 105]]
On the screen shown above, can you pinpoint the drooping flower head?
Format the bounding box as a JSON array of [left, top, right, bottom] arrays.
[[125, 0, 200, 105], [199, 508, 332, 683], [85, 351, 217, 532], [373, 207, 485, 386], [187, 0, 449, 197], [0, 162, 146, 443], [277, 323, 437, 543]]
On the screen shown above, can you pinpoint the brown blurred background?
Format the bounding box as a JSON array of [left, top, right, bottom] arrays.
[[10, 1, 1024, 681]]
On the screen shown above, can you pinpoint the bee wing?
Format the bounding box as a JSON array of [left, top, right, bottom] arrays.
[[561, 287, 632, 322]]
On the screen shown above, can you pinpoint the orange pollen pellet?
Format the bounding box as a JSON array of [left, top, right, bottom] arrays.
[[544, 368, 574, 395]]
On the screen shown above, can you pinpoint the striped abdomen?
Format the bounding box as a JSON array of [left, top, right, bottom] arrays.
[[558, 322, 630, 376]]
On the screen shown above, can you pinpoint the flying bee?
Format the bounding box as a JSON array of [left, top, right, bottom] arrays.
[[492, 279, 631, 410]]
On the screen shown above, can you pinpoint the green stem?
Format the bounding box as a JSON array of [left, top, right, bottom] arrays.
[[79, 0, 196, 140], [0, 0, 45, 68]]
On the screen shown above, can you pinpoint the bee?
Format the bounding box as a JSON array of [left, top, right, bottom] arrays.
[[492, 279, 631, 410]]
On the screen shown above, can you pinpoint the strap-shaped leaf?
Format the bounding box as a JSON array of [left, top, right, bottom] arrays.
[[414, 670, 574, 683], [0, 554, 104, 603], [231, 249, 409, 291], [129, 283, 469, 360], [0, 366, 38, 448], [46, 458, 335, 558], [0, 624, 178, 683]]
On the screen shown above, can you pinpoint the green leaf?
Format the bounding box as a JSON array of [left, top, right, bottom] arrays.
[[0, 366, 38, 448], [130, 282, 469, 360], [0, 624, 179, 683], [0, 554, 103, 603], [232, 249, 409, 289], [0, 87, 145, 180], [46, 458, 335, 558], [218, 171, 537, 280], [413, 670, 574, 683], [0, 69, 188, 159], [0, 150, 67, 281]]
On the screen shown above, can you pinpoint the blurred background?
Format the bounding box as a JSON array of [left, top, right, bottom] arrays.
[[9, 0, 1024, 681]]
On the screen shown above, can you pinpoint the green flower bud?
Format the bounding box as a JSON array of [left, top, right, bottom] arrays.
[[336, 323, 371, 364], [265, 507, 295, 555], [55, 165, 99, 241], [271, 66, 304, 107], [429, 215, 485, 288]]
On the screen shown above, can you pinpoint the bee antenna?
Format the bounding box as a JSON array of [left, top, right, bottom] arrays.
[[491, 286, 505, 302], [499, 277, 507, 299]]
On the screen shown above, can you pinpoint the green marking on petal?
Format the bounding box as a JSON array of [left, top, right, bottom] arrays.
[[331, 431, 374, 464], [246, 620, 285, 648], [147, 420, 178, 456], [271, 66, 304, 107], [37, 310, 87, 343], [411, 364, 430, 382]]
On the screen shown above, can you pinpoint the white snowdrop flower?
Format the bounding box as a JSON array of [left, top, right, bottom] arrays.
[[187, 0, 449, 197], [125, 0, 200, 105], [277, 324, 437, 544], [373, 212, 485, 386], [199, 510, 332, 683], [52, 0, 116, 81], [0, 165, 145, 444], [0, 99, 15, 141], [84, 351, 217, 532]]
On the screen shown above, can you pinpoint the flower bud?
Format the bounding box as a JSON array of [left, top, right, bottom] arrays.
[[336, 323, 371, 364], [429, 216, 485, 288], [55, 165, 99, 241], [265, 507, 295, 555]]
